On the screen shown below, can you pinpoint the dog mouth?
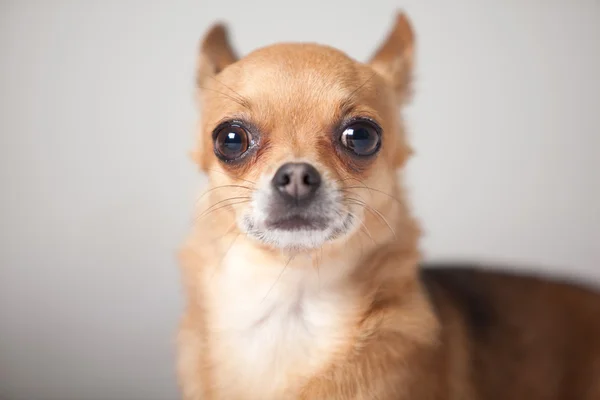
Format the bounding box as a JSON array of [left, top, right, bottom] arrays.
[[265, 215, 329, 231], [241, 210, 356, 250]]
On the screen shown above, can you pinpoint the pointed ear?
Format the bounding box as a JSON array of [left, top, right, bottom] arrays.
[[197, 23, 238, 88], [369, 13, 415, 101]]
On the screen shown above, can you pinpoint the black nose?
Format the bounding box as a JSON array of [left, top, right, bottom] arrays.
[[272, 162, 321, 203]]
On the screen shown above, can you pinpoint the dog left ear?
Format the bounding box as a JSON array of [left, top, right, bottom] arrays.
[[369, 12, 415, 102], [194, 24, 238, 171], [197, 23, 238, 88]]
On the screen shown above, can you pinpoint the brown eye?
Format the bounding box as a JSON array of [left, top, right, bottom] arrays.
[[340, 121, 381, 156], [214, 124, 251, 160]]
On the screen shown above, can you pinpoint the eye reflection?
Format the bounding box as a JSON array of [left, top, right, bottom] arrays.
[[340, 121, 380, 156], [214, 124, 250, 160]]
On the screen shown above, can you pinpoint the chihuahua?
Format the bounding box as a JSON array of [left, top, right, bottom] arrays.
[[177, 12, 600, 400]]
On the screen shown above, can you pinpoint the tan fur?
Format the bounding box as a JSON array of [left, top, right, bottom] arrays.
[[178, 12, 600, 400]]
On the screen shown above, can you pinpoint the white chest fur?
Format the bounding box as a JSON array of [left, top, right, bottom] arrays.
[[205, 242, 359, 399]]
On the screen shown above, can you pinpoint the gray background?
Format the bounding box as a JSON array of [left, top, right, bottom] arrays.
[[1, 1, 598, 399]]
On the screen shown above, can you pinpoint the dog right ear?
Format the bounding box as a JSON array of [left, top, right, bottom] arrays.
[[368, 13, 415, 103], [196, 24, 238, 88]]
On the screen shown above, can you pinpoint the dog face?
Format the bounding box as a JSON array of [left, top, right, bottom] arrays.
[[194, 14, 414, 251]]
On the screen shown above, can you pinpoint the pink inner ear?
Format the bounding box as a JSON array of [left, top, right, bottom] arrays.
[[368, 12, 415, 96], [198, 23, 239, 86]]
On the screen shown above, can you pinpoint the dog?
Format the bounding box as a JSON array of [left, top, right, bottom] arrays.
[[177, 12, 600, 400]]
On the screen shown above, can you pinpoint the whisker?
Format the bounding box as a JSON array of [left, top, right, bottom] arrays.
[[355, 216, 377, 245], [336, 176, 373, 197], [198, 86, 247, 107], [339, 188, 368, 204], [261, 256, 294, 303], [318, 246, 323, 289], [208, 220, 238, 244], [335, 176, 368, 187], [342, 208, 376, 245], [345, 213, 366, 262], [196, 184, 254, 203], [343, 186, 403, 206], [206, 75, 250, 108], [358, 226, 366, 260], [196, 199, 251, 222], [206, 168, 257, 186], [211, 231, 241, 280], [344, 198, 396, 238], [199, 195, 252, 215], [345, 71, 377, 104], [312, 244, 323, 289]]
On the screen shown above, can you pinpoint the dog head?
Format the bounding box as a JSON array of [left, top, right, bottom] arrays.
[[193, 13, 415, 251]]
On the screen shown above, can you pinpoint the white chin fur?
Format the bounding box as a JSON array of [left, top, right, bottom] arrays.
[[240, 215, 355, 250]]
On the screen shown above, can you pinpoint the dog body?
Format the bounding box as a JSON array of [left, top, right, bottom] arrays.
[[422, 266, 600, 400], [178, 13, 600, 399]]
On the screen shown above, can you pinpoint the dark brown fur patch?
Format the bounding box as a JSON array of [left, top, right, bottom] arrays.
[[420, 263, 600, 400]]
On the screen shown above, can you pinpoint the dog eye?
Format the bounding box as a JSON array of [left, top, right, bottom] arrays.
[[340, 122, 380, 156], [214, 124, 251, 160]]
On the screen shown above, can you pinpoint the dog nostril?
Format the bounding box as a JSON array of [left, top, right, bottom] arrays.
[[302, 174, 311, 186], [302, 165, 321, 189], [281, 174, 291, 186]]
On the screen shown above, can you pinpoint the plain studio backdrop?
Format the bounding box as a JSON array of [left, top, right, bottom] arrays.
[[0, 1, 599, 399]]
